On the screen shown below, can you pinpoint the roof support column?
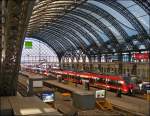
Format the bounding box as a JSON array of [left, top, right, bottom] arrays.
[[0, 0, 35, 96], [128, 52, 132, 62], [98, 54, 101, 72], [118, 52, 123, 75], [82, 55, 86, 71]]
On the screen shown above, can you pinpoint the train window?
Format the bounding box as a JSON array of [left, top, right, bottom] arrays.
[[96, 78, 105, 83], [108, 80, 117, 85]]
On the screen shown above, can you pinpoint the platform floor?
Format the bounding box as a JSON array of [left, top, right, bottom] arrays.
[[44, 80, 149, 115], [0, 96, 62, 116], [54, 92, 123, 116], [44, 80, 94, 95]]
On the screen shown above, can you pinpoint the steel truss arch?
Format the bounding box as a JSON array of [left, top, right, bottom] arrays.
[[40, 23, 88, 49], [78, 3, 139, 50], [98, 0, 147, 35], [47, 24, 87, 49], [51, 18, 98, 47], [61, 15, 103, 47], [37, 28, 78, 50], [35, 30, 75, 51], [69, 9, 124, 50], [134, 0, 150, 15], [80, 3, 128, 39], [28, 36, 64, 58]]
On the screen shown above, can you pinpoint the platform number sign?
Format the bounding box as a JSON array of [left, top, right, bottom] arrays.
[[25, 41, 32, 49]]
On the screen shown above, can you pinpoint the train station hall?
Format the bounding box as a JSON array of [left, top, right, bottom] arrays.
[[0, 0, 150, 116]]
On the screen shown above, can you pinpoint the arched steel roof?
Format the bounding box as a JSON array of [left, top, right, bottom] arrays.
[[26, 0, 150, 57]]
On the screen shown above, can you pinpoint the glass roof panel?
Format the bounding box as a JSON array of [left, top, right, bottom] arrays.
[[128, 4, 147, 17], [138, 15, 150, 34], [67, 14, 101, 47], [21, 37, 59, 64], [76, 8, 124, 43], [118, 1, 149, 34], [57, 19, 91, 46], [22, 37, 57, 56], [117, 0, 135, 7], [87, 1, 135, 30], [119, 23, 138, 36]]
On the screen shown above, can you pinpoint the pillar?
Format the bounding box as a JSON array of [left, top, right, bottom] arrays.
[[98, 54, 101, 72], [118, 52, 123, 75], [0, 0, 35, 96]]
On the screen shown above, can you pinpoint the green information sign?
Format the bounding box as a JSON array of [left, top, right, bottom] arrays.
[[25, 41, 32, 49]]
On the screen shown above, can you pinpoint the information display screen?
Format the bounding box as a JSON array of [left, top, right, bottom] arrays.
[[41, 92, 54, 102]]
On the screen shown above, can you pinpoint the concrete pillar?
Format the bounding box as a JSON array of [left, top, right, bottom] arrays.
[[0, 0, 35, 96]]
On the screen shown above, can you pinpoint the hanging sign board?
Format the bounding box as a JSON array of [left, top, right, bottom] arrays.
[[133, 53, 149, 60], [95, 90, 106, 99], [25, 41, 32, 49]]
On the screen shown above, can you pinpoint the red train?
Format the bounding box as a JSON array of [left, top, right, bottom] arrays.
[[50, 69, 139, 94]]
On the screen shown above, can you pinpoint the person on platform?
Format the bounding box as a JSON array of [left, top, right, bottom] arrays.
[[116, 88, 122, 97]]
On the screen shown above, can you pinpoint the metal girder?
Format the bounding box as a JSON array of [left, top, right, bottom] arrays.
[[61, 15, 103, 47], [70, 9, 122, 50], [31, 19, 93, 49], [56, 18, 96, 46], [134, 0, 150, 15], [49, 24, 88, 48], [80, 3, 128, 38], [27, 0, 85, 35], [34, 31, 72, 51], [47, 18, 94, 46], [28, 36, 63, 58], [48, 22, 90, 49], [38, 25, 84, 49], [38, 30, 75, 50], [78, 3, 137, 50], [32, 32, 68, 53], [36, 28, 77, 50], [98, 0, 147, 35]]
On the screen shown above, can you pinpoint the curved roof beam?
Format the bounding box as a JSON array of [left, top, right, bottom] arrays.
[[38, 23, 88, 49], [37, 28, 78, 49], [96, 0, 147, 35], [50, 19, 96, 47], [69, 10, 126, 50], [49, 22, 91, 47], [29, 36, 64, 57], [78, 4, 126, 40], [28, 0, 85, 34], [61, 15, 103, 48], [134, 0, 150, 15], [77, 3, 139, 50], [34, 30, 75, 51]]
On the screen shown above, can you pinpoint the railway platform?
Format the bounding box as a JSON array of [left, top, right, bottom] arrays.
[[44, 78, 149, 116], [0, 95, 62, 116]]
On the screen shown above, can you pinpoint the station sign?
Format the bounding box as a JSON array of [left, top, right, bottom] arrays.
[[133, 53, 149, 60], [25, 41, 32, 49]]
